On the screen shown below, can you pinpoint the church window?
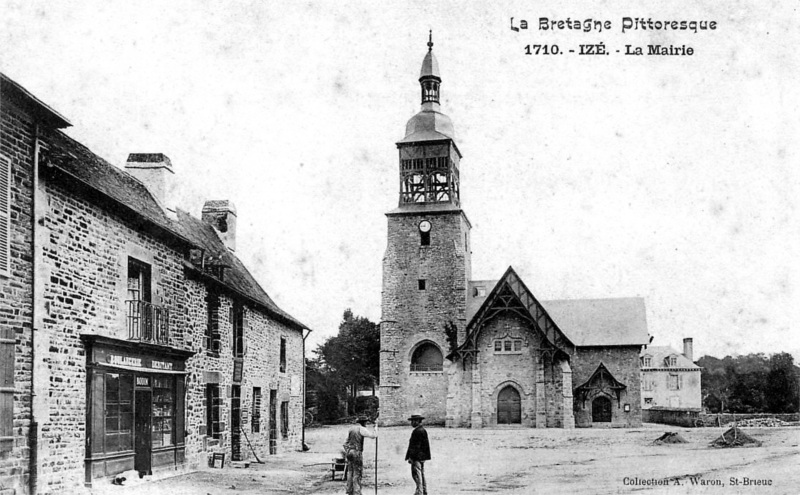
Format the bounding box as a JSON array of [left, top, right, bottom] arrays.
[[420, 230, 430, 246], [418, 279, 426, 290], [494, 338, 523, 355], [410, 342, 443, 372]]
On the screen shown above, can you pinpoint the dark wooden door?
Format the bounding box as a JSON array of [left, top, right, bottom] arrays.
[[269, 389, 277, 455], [134, 390, 152, 475], [592, 396, 612, 423], [497, 386, 521, 424], [231, 385, 241, 461]]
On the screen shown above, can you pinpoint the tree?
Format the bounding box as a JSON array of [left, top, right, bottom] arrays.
[[765, 353, 800, 413], [314, 309, 380, 416]]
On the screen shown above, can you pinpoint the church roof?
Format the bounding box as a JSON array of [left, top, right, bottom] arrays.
[[467, 278, 650, 347], [541, 298, 650, 347], [641, 346, 700, 369], [398, 108, 455, 144]]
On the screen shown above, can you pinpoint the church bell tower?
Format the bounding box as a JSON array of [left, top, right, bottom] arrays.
[[379, 33, 472, 425]]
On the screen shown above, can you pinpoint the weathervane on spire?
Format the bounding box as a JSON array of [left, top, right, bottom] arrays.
[[428, 30, 433, 52]]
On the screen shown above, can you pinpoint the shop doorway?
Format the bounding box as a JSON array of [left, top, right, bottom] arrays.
[[269, 390, 277, 455], [231, 385, 242, 461], [134, 390, 152, 476]]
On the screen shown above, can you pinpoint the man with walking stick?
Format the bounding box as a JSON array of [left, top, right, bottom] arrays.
[[343, 416, 377, 495], [405, 414, 430, 495]]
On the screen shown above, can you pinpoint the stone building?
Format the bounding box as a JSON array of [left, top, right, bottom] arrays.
[[379, 39, 650, 429], [640, 338, 702, 410], [1, 73, 309, 494]]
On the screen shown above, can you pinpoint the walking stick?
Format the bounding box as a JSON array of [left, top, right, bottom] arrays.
[[374, 412, 379, 495]]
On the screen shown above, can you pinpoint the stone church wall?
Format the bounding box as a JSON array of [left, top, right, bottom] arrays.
[[380, 211, 468, 425], [572, 347, 642, 427], [475, 314, 538, 427]]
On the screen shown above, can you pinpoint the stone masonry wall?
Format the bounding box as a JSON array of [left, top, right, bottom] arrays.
[[475, 314, 540, 427], [572, 347, 643, 428], [35, 177, 190, 493], [380, 210, 469, 425], [0, 98, 35, 495], [183, 280, 304, 469]]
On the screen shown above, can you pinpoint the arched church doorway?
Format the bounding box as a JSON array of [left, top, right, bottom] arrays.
[[497, 386, 521, 424], [592, 396, 612, 423]]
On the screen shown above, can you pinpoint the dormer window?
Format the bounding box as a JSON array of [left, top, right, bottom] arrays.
[[642, 356, 652, 367], [669, 356, 677, 367]]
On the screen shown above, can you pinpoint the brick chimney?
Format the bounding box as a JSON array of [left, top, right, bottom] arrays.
[[125, 153, 175, 211], [202, 200, 237, 252], [683, 338, 694, 362]]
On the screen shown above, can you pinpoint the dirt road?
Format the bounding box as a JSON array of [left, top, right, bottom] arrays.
[[99, 424, 799, 494]]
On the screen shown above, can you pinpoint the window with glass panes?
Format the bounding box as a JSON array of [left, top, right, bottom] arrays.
[[233, 303, 244, 358], [493, 338, 522, 354], [152, 376, 175, 447], [206, 384, 221, 438], [105, 373, 134, 453]]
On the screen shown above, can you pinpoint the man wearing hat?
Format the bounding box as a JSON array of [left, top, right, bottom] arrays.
[[405, 414, 431, 495], [343, 416, 377, 495]]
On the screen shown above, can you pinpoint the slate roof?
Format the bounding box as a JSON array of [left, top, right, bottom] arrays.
[[540, 297, 650, 347], [641, 346, 700, 369], [466, 277, 650, 347], [1, 72, 72, 128], [47, 131, 181, 237], [46, 130, 308, 332]]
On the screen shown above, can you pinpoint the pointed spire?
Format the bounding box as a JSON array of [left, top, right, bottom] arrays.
[[419, 32, 441, 104]]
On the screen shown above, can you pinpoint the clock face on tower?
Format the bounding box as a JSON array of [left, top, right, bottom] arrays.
[[419, 220, 431, 233]]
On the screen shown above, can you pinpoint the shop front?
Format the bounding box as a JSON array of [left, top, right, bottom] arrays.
[[81, 335, 193, 487]]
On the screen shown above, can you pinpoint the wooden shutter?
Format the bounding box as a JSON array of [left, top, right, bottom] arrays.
[[0, 155, 11, 274], [175, 376, 185, 445], [0, 327, 14, 452]]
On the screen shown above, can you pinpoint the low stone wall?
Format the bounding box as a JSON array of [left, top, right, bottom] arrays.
[[644, 409, 800, 427], [698, 413, 800, 426], [643, 408, 701, 427]]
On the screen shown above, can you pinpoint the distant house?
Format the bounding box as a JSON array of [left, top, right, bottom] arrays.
[[640, 338, 701, 410]]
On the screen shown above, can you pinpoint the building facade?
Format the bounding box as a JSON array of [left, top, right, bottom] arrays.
[[1, 73, 308, 494], [640, 338, 702, 410], [379, 39, 649, 429]]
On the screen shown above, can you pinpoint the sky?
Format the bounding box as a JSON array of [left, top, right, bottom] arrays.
[[2, 0, 798, 361]]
